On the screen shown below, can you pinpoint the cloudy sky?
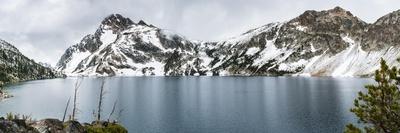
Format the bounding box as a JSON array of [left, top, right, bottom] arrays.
[[0, 0, 399, 65]]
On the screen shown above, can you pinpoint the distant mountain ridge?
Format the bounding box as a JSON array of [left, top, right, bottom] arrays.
[[0, 39, 60, 85], [56, 7, 400, 77]]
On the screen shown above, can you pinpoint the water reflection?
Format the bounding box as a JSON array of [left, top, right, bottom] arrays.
[[0, 77, 373, 133]]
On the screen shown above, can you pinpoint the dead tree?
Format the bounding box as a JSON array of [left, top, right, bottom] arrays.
[[62, 97, 71, 122], [117, 108, 124, 122], [108, 100, 118, 122], [72, 78, 82, 121], [96, 79, 106, 121]]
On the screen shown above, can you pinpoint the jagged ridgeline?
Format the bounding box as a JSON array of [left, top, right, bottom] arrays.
[[0, 39, 58, 85], [57, 7, 400, 77]]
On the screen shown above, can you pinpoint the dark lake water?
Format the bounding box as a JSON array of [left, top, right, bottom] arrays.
[[0, 77, 373, 133]]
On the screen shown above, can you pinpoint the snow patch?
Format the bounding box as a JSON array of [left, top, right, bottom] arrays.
[[296, 25, 307, 31], [64, 51, 91, 74], [310, 44, 316, 52], [100, 30, 117, 45], [245, 47, 260, 55]]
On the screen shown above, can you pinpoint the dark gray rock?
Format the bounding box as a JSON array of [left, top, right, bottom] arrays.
[[32, 119, 64, 133], [63, 121, 86, 133], [0, 119, 38, 133], [362, 9, 400, 51]]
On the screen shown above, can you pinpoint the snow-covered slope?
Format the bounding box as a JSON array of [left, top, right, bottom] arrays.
[[57, 14, 203, 76], [56, 7, 400, 77]]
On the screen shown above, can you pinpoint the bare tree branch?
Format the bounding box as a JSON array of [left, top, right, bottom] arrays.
[[96, 79, 106, 121], [62, 97, 71, 122], [72, 77, 82, 121], [108, 100, 118, 122]]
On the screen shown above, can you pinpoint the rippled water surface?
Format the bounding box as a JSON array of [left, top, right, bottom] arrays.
[[0, 77, 373, 133]]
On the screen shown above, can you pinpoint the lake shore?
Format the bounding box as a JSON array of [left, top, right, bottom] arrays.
[[0, 115, 127, 133], [0, 88, 12, 100]]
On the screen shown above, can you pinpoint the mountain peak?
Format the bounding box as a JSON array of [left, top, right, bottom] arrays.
[[57, 7, 400, 77], [326, 6, 354, 17], [288, 6, 365, 32], [329, 6, 347, 13], [295, 6, 353, 21], [374, 9, 400, 25], [101, 14, 134, 31], [138, 20, 148, 26]]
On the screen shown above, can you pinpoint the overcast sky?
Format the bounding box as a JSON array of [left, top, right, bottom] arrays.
[[0, 0, 399, 65]]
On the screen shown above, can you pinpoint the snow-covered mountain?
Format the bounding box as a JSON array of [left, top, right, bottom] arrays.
[[0, 39, 59, 85], [56, 7, 400, 77]]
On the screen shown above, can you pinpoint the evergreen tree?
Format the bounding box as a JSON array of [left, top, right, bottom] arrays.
[[345, 59, 400, 133]]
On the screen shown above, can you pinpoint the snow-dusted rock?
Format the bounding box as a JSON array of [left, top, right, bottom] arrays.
[[57, 7, 400, 77]]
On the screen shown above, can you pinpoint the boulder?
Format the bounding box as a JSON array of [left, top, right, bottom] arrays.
[[0, 119, 38, 133], [32, 119, 64, 133], [63, 121, 86, 133]]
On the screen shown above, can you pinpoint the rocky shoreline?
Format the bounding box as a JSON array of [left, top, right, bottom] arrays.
[[0, 81, 127, 133], [0, 116, 127, 133], [0, 87, 12, 100]]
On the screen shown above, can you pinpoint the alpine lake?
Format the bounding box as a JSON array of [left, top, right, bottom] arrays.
[[0, 76, 373, 133]]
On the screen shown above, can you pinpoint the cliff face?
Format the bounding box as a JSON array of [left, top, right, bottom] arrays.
[[56, 7, 400, 77], [362, 9, 400, 51], [56, 14, 200, 76]]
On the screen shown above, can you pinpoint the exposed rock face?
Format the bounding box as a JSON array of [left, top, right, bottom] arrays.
[[0, 39, 59, 84], [101, 14, 134, 33], [57, 7, 400, 77], [362, 9, 400, 51], [0, 118, 38, 133], [56, 14, 197, 76], [277, 6, 367, 54], [32, 119, 64, 133], [63, 121, 85, 133]]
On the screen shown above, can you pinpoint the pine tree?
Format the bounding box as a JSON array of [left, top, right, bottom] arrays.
[[345, 59, 400, 133]]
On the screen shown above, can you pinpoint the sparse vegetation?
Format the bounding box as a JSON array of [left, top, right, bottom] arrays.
[[5, 112, 32, 121], [0, 78, 127, 133], [85, 122, 127, 133], [88, 78, 127, 133], [345, 59, 400, 133]]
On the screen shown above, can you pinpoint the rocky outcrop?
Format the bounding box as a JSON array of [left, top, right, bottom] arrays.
[[0, 117, 126, 133], [64, 121, 85, 133], [56, 7, 400, 77], [362, 9, 400, 51], [277, 6, 367, 54], [0, 118, 37, 132], [0, 89, 12, 100], [32, 119, 64, 133]]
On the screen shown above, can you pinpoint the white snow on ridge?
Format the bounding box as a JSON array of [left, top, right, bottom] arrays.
[[278, 59, 308, 72], [245, 47, 260, 55], [63, 51, 91, 74], [100, 29, 117, 45], [298, 36, 400, 77], [220, 23, 282, 46], [296, 25, 307, 31], [310, 44, 316, 52], [60, 18, 400, 77], [253, 40, 283, 66]]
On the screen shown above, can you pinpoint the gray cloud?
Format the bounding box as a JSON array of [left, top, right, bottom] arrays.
[[0, 0, 399, 65]]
